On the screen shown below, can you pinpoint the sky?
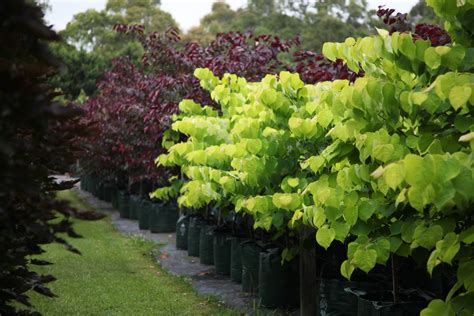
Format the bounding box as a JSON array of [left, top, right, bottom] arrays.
[[45, 0, 417, 32]]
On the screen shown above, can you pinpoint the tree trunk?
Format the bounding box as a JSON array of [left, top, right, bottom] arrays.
[[391, 254, 400, 304], [300, 226, 318, 316]]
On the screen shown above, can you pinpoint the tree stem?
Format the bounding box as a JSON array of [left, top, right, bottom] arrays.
[[391, 254, 400, 304], [300, 226, 318, 316]]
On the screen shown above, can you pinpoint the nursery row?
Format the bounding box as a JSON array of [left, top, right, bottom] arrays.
[[81, 176, 301, 309], [149, 2, 474, 315], [81, 175, 446, 316], [78, 1, 474, 315]]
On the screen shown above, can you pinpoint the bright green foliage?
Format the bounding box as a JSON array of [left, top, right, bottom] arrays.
[[427, 0, 474, 47], [153, 0, 473, 312], [148, 177, 183, 201]]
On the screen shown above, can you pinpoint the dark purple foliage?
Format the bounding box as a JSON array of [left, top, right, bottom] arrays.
[[293, 50, 361, 83], [414, 23, 451, 46], [0, 1, 91, 314], [377, 5, 451, 46], [377, 6, 412, 33]]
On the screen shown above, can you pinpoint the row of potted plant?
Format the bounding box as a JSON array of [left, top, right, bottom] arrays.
[[151, 1, 473, 315], [80, 174, 178, 233]]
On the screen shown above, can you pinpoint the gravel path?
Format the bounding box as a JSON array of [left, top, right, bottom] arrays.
[[69, 183, 291, 315]]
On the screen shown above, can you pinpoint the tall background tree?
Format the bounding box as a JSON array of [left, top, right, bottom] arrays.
[[409, 0, 443, 24], [51, 0, 177, 100], [184, 0, 377, 52]]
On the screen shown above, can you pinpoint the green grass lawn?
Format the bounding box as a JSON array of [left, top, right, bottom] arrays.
[[27, 190, 236, 316]]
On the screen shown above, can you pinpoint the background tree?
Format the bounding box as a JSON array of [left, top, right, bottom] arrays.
[[184, 0, 377, 51], [49, 43, 108, 99], [51, 0, 177, 99], [409, 0, 443, 24], [62, 0, 176, 52], [200, 2, 237, 34]]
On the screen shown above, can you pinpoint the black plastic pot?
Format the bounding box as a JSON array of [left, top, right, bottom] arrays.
[[83, 175, 92, 192], [230, 237, 243, 283], [149, 202, 179, 233], [346, 288, 428, 316], [117, 191, 130, 219], [199, 225, 216, 265], [241, 241, 265, 293], [258, 249, 299, 308], [128, 195, 140, 220], [187, 217, 205, 257], [138, 200, 151, 230], [213, 232, 231, 275], [176, 215, 189, 250]]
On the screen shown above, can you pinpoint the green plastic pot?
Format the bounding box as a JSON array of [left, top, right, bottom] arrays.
[[92, 177, 100, 197], [91, 179, 99, 197], [87, 176, 94, 194], [117, 191, 130, 218], [213, 232, 231, 275], [84, 175, 93, 192], [199, 225, 216, 265], [87, 176, 93, 192], [93, 178, 101, 197], [187, 217, 205, 257], [258, 249, 299, 308], [176, 215, 189, 250], [111, 188, 119, 209], [102, 183, 114, 202], [138, 200, 151, 230], [230, 237, 243, 283], [149, 202, 179, 233], [80, 176, 86, 190], [241, 241, 265, 293], [98, 182, 106, 200], [128, 195, 140, 220]]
